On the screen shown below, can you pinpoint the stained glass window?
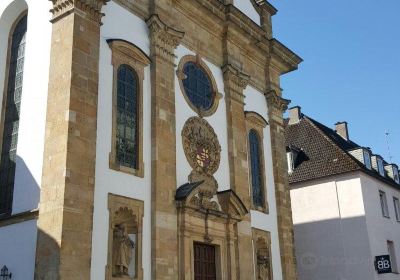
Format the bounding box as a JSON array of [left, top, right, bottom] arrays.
[[116, 64, 138, 169], [249, 129, 264, 208], [0, 15, 27, 215], [182, 62, 213, 111]]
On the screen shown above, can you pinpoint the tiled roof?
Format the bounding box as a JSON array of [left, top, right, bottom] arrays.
[[285, 115, 400, 188]]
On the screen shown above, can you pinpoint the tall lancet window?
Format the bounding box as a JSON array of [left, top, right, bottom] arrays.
[[116, 64, 138, 169], [249, 129, 264, 208], [0, 14, 27, 215]]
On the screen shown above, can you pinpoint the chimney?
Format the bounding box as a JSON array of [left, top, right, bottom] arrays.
[[288, 106, 302, 125], [335, 122, 349, 141]]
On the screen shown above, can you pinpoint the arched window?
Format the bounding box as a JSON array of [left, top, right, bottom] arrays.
[[0, 14, 27, 215], [249, 129, 264, 208], [116, 64, 138, 169]]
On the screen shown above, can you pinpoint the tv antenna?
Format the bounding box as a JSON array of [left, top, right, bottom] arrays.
[[385, 130, 393, 162]]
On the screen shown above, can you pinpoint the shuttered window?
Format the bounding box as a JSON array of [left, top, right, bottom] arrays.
[[0, 15, 27, 215]]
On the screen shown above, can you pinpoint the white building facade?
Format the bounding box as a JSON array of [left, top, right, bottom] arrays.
[[0, 0, 301, 279], [286, 107, 400, 280]]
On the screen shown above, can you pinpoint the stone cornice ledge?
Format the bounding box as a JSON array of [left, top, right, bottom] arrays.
[[49, 0, 109, 24], [0, 209, 39, 228], [270, 38, 303, 74]]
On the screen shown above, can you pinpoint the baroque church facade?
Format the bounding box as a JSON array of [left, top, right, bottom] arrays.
[[0, 0, 301, 279]]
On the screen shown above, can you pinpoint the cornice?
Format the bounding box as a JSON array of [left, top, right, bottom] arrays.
[[49, 0, 109, 24], [265, 89, 291, 114], [146, 14, 185, 64], [270, 38, 303, 74]]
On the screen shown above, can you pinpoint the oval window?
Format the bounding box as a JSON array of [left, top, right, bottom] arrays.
[[182, 62, 214, 111]]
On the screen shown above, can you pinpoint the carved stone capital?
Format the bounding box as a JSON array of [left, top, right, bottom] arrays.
[[49, 0, 109, 24], [146, 14, 185, 64], [222, 64, 250, 104], [265, 89, 290, 114]]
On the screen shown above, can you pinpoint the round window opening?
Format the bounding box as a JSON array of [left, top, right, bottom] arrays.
[[182, 62, 214, 111]]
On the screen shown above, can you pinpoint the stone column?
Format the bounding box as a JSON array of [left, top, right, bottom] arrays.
[[222, 64, 254, 280], [146, 15, 184, 280], [265, 90, 297, 280], [35, 1, 107, 278]]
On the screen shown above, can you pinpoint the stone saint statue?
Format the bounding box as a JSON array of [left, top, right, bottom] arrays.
[[113, 223, 135, 277], [257, 248, 271, 280]]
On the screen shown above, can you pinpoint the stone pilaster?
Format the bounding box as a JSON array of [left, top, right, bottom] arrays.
[[146, 14, 184, 280], [265, 90, 297, 280], [35, 1, 106, 279], [222, 64, 254, 280]]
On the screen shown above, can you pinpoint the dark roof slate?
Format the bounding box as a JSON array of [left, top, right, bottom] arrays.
[[285, 115, 400, 189]]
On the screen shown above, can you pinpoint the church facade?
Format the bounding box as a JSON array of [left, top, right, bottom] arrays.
[[0, 0, 301, 279]]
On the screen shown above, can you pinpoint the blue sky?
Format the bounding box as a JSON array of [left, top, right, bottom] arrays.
[[272, 0, 400, 165]]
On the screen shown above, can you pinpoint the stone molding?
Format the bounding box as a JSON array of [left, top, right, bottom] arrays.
[[146, 14, 184, 64], [222, 64, 250, 104], [49, 0, 109, 23]]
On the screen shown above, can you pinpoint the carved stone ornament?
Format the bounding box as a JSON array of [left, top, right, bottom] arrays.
[[49, 0, 109, 24], [257, 246, 271, 280], [222, 64, 250, 104], [181, 117, 221, 193], [265, 89, 291, 114], [146, 14, 184, 64]]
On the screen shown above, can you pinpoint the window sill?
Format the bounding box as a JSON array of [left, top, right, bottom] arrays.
[[109, 153, 144, 178], [251, 204, 269, 215]]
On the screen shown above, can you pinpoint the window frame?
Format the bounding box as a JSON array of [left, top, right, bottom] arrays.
[[394, 197, 400, 222], [363, 149, 372, 170], [387, 240, 399, 273], [245, 111, 269, 213], [0, 12, 28, 217], [177, 55, 221, 117], [377, 157, 385, 177], [108, 39, 150, 178], [379, 190, 390, 218]]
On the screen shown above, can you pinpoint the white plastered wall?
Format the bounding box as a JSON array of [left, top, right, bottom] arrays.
[[291, 173, 375, 280], [361, 172, 400, 280], [233, 0, 261, 25], [245, 86, 283, 280], [91, 2, 151, 279], [0, 0, 52, 277]]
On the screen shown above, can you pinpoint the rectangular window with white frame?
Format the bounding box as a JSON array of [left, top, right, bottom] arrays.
[[388, 240, 399, 273], [379, 191, 390, 218], [394, 197, 400, 222]]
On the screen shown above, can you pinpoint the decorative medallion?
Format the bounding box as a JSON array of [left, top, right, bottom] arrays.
[[181, 117, 221, 192]]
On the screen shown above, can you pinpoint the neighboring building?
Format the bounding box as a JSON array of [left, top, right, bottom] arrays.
[[285, 106, 400, 280], [0, 0, 302, 279]]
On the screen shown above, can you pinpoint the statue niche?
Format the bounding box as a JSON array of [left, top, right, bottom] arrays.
[[110, 207, 138, 279], [256, 237, 272, 280]]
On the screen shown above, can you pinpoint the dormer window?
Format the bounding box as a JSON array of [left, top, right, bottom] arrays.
[[377, 158, 385, 177], [363, 150, 372, 170], [287, 151, 294, 174], [393, 166, 399, 184]]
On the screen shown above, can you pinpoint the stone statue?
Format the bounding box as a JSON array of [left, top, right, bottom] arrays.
[[113, 223, 135, 277], [257, 248, 271, 280]]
